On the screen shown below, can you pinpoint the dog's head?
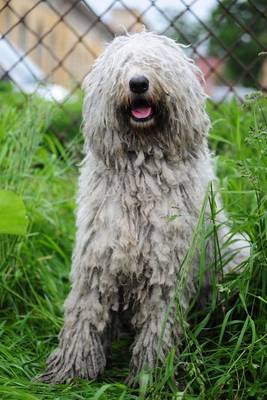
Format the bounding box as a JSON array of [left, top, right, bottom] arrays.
[[83, 32, 210, 162]]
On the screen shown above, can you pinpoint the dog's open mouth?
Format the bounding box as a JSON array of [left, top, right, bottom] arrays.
[[129, 99, 154, 124]]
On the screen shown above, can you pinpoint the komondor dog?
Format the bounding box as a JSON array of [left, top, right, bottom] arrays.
[[39, 32, 249, 385]]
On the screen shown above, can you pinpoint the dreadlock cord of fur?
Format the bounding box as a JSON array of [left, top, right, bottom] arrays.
[[38, 32, 249, 385]]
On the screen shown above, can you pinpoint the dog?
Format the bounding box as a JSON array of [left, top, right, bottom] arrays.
[[39, 32, 249, 385]]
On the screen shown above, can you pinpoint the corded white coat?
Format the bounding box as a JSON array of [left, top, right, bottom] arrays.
[[40, 32, 249, 385]]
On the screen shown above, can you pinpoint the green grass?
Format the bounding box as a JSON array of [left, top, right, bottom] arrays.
[[0, 92, 266, 399]]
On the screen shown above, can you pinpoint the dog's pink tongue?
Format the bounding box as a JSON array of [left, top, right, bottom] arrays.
[[131, 106, 152, 119]]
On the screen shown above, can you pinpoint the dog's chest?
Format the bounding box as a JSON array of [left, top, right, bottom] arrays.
[[88, 159, 203, 279]]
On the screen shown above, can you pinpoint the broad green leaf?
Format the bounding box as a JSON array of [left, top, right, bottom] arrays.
[[0, 190, 28, 235]]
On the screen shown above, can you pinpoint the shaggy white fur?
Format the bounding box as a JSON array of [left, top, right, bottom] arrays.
[[39, 32, 249, 385]]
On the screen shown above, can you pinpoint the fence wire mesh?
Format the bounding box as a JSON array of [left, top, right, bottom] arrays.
[[0, 0, 266, 133]]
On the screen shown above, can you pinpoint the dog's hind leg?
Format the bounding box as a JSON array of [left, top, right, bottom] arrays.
[[221, 232, 250, 275], [213, 216, 250, 276]]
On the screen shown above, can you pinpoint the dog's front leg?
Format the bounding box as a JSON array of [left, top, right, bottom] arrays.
[[127, 284, 180, 385], [38, 262, 111, 383]]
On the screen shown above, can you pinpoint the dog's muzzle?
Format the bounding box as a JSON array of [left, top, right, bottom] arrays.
[[128, 75, 154, 127]]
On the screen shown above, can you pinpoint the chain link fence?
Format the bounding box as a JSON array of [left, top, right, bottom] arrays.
[[0, 0, 266, 133]]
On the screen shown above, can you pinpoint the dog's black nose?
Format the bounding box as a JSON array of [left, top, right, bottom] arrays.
[[129, 75, 149, 94]]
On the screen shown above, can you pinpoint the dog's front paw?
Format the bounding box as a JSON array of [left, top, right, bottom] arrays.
[[126, 343, 158, 387], [37, 347, 74, 384], [37, 327, 106, 383]]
